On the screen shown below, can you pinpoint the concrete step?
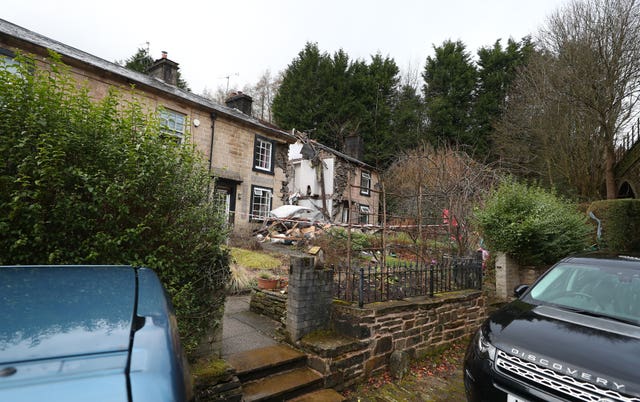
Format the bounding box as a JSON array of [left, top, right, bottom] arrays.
[[242, 367, 323, 402], [227, 344, 307, 383], [286, 388, 346, 402]]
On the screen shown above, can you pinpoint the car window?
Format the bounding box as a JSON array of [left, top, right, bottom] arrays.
[[527, 262, 640, 324]]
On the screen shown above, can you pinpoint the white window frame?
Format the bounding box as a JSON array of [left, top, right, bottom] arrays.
[[250, 186, 272, 221], [359, 204, 370, 225], [360, 171, 371, 196], [254, 136, 274, 173], [341, 203, 350, 224], [159, 108, 186, 142]]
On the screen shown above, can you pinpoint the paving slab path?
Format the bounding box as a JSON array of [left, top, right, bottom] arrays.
[[221, 294, 279, 358]]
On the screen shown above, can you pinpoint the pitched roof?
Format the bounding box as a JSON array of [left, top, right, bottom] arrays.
[[0, 18, 295, 143]]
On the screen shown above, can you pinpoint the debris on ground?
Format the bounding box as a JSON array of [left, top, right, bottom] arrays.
[[254, 205, 330, 244], [342, 337, 469, 402]]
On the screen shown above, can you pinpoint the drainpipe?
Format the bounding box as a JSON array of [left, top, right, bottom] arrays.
[[206, 112, 217, 194], [208, 112, 217, 177]]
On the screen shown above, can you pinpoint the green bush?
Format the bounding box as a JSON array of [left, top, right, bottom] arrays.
[[474, 179, 591, 266], [588, 199, 640, 251], [0, 52, 230, 356]]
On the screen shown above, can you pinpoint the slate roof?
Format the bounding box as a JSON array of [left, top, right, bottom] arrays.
[[0, 18, 295, 143]]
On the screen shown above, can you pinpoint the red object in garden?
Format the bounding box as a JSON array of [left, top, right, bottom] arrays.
[[257, 277, 279, 290]]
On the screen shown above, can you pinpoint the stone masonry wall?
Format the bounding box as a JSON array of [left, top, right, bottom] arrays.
[[495, 252, 520, 300], [306, 291, 486, 390], [250, 288, 287, 325], [496, 252, 548, 300], [286, 257, 334, 342]]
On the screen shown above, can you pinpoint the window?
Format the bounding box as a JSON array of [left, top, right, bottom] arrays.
[[253, 136, 275, 174], [360, 171, 371, 196], [359, 204, 370, 225], [250, 186, 272, 221], [0, 48, 19, 75], [341, 201, 350, 223], [159, 109, 186, 141]]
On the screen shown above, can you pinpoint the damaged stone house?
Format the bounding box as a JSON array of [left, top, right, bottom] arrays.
[[288, 133, 381, 226], [0, 18, 296, 234]]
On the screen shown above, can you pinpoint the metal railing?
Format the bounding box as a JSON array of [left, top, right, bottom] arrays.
[[332, 256, 482, 307]]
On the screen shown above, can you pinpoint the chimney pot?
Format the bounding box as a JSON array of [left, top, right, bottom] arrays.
[[147, 52, 179, 86]]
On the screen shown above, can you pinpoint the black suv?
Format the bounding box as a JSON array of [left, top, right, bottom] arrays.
[[464, 254, 640, 402]]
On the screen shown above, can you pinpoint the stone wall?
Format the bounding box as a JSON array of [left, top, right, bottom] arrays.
[[496, 252, 548, 300], [519, 266, 549, 286], [281, 256, 487, 390], [193, 362, 242, 402], [307, 291, 486, 389], [250, 288, 287, 324], [495, 252, 520, 300]]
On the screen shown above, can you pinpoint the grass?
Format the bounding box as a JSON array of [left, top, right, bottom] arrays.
[[226, 247, 285, 294], [227, 264, 255, 294], [191, 358, 230, 383], [230, 247, 282, 270]]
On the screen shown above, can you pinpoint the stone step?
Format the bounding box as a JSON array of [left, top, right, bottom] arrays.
[[242, 367, 323, 402], [299, 332, 368, 358], [227, 344, 307, 383], [286, 388, 346, 402]]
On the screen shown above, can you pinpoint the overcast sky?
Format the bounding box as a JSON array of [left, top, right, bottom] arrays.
[[4, 0, 569, 95]]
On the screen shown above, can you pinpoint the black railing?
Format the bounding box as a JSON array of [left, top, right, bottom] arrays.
[[332, 256, 482, 307]]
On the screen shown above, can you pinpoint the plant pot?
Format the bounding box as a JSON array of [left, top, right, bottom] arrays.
[[257, 277, 278, 290]]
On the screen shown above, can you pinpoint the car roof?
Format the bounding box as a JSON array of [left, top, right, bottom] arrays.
[[0, 265, 136, 364]]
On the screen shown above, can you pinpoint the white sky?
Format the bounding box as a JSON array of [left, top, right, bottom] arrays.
[[4, 0, 569, 95]]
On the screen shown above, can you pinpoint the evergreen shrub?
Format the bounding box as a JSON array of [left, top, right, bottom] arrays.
[[474, 179, 591, 266], [0, 52, 230, 356]]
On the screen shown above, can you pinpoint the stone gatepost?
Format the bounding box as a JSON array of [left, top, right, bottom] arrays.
[[286, 256, 333, 342], [495, 252, 520, 300]]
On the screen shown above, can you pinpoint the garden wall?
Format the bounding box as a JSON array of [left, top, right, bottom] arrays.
[[250, 288, 286, 324], [306, 290, 486, 389], [249, 257, 488, 390], [495, 252, 548, 299]]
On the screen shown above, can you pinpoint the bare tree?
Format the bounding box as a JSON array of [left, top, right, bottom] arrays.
[[497, 0, 640, 199], [242, 69, 281, 122], [201, 85, 228, 105], [385, 144, 499, 259]]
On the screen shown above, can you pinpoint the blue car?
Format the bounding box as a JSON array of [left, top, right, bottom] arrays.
[[0, 265, 193, 402]]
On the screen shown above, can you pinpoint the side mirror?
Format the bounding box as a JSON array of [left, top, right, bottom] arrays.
[[513, 285, 529, 298]]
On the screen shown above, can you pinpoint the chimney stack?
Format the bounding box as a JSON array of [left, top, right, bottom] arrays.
[[225, 91, 253, 116], [344, 134, 364, 161], [147, 51, 179, 86]]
